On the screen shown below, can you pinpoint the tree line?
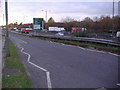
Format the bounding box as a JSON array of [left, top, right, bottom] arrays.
[[61, 16, 120, 33], [6, 15, 120, 33]]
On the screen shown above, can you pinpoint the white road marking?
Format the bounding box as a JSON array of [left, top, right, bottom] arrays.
[[61, 43, 77, 48], [117, 83, 120, 86], [49, 41, 54, 43], [12, 36, 120, 57], [77, 46, 85, 50], [85, 49, 106, 53], [17, 45, 52, 89], [85, 48, 120, 56], [108, 52, 120, 57], [61, 43, 120, 57], [28, 61, 47, 72], [46, 72, 52, 89]]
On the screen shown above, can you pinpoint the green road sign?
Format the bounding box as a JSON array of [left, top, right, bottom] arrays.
[[33, 18, 44, 30]]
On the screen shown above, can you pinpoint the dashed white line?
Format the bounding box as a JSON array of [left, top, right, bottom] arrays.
[[46, 72, 52, 89], [17, 45, 52, 89]]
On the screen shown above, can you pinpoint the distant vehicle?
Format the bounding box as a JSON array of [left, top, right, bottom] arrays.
[[42, 29, 48, 32], [15, 29, 19, 32], [88, 33, 97, 37], [72, 27, 86, 33], [56, 32, 64, 36], [101, 33, 113, 37], [21, 28, 32, 33], [116, 31, 120, 38], [49, 27, 65, 32]]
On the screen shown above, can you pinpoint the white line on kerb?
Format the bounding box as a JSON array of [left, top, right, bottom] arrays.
[[18, 45, 52, 89], [61, 43, 120, 57]]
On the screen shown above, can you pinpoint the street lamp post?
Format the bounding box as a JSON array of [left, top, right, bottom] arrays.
[[23, 16, 28, 24], [45, 11, 47, 22], [5, 0, 10, 57], [42, 10, 47, 22], [112, 0, 114, 32]]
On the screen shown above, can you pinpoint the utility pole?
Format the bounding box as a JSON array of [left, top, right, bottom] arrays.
[[42, 10, 47, 22], [45, 11, 47, 22], [118, 1, 120, 17], [112, 0, 114, 33], [5, 0, 10, 57], [3, 14, 4, 25]]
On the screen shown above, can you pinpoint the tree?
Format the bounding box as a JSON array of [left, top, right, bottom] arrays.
[[8, 23, 14, 28], [61, 17, 81, 31], [81, 17, 95, 29], [13, 22, 18, 27], [99, 16, 112, 30], [113, 16, 120, 31], [48, 17, 55, 23], [61, 17, 75, 23], [46, 17, 55, 29], [19, 22, 23, 26]]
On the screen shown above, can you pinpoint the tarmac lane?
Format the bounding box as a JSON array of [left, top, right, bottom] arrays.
[[10, 33, 119, 88]]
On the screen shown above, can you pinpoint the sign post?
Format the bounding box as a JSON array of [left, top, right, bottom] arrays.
[[33, 18, 44, 30]]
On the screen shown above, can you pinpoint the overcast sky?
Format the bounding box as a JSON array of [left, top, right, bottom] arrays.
[[0, 0, 119, 25]]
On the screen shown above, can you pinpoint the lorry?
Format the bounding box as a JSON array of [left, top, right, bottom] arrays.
[[49, 27, 65, 32]]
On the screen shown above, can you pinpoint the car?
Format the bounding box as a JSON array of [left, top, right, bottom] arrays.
[[101, 33, 113, 37], [56, 32, 64, 36], [21, 28, 32, 34], [88, 33, 97, 37]]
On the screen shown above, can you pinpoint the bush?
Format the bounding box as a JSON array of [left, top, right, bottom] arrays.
[[74, 31, 90, 37]]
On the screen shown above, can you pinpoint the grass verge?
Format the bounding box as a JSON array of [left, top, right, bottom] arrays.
[[2, 41, 33, 88]]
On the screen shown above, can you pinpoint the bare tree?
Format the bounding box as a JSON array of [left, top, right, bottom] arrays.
[[61, 17, 75, 23]]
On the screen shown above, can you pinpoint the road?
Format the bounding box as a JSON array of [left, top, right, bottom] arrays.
[[10, 32, 119, 88]]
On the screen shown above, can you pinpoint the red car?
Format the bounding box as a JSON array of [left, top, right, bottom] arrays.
[[21, 28, 32, 33]]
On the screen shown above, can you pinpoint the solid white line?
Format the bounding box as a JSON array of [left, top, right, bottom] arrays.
[[61, 43, 119, 56], [85, 49, 102, 53], [49, 41, 54, 43], [85, 48, 120, 56], [108, 52, 120, 57], [28, 61, 47, 72], [77, 46, 85, 50], [17, 45, 52, 89], [61, 43, 77, 48]]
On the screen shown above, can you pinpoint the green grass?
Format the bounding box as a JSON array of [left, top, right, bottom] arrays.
[[2, 41, 33, 88]]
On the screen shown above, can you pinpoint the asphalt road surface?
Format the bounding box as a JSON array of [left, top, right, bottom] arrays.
[[10, 33, 119, 88]]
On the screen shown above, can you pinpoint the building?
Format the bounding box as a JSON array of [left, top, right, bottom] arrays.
[[17, 24, 33, 30]]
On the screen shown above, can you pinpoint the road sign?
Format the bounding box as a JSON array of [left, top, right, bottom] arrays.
[[33, 18, 44, 30]]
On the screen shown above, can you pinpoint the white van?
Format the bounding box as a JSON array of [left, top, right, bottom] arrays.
[[116, 31, 120, 38]]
